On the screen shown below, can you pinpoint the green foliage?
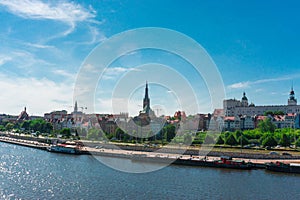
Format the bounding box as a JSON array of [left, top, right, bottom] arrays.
[[216, 136, 224, 145], [5, 123, 14, 131], [162, 124, 176, 142], [234, 130, 243, 138], [258, 118, 276, 133], [183, 134, 193, 145], [262, 136, 277, 147], [248, 139, 260, 145], [60, 128, 71, 138], [115, 127, 125, 140], [279, 133, 290, 147], [204, 134, 215, 144], [295, 138, 300, 148], [87, 128, 102, 140], [21, 119, 53, 133], [264, 110, 285, 116], [238, 135, 249, 146], [225, 133, 238, 146], [0, 125, 5, 131]]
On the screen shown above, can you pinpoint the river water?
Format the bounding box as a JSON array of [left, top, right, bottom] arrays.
[[0, 142, 299, 199]]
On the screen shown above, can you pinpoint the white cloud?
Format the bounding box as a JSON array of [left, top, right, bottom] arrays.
[[52, 69, 75, 79], [228, 81, 250, 89], [0, 73, 73, 115], [0, 0, 98, 36], [228, 74, 300, 90], [0, 55, 12, 66], [1, 50, 52, 70], [0, 0, 96, 23], [24, 42, 55, 49], [102, 67, 140, 80]]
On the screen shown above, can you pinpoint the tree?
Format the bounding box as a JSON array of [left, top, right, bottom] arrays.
[[279, 133, 290, 147], [0, 125, 5, 131], [183, 134, 192, 145], [274, 111, 285, 115], [264, 111, 274, 116], [205, 134, 215, 144], [21, 120, 31, 131], [262, 136, 277, 147], [235, 130, 243, 138], [115, 127, 125, 141], [60, 128, 71, 138], [216, 136, 224, 145], [43, 122, 53, 133], [258, 118, 276, 133], [225, 133, 238, 146], [295, 138, 300, 148], [5, 123, 14, 131], [87, 128, 101, 140], [238, 135, 249, 146], [162, 124, 176, 142]]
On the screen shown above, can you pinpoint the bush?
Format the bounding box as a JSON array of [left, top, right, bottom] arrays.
[[238, 135, 249, 146], [295, 138, 300, 148], [225, 133, 238, 146], [183, 134, 193, 145], [262, 136, 277, 147], [216, 136, 224, 145], [279, 133, 290, 147]]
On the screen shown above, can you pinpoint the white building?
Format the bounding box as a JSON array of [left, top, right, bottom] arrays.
[[224, 88, 300, 116]]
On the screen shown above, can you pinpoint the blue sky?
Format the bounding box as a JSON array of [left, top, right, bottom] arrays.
[[0, 0, 300, 116]]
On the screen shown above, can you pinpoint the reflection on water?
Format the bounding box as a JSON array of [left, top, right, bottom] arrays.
[[1, 142, 300, 199]]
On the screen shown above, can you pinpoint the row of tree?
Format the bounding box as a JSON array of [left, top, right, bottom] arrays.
[[2, 117, 300, 148]]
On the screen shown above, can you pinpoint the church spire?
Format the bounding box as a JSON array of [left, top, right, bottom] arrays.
[[74, 101, 78, 112], [145, 81, 149, 99], [143, 81, 150, 114]]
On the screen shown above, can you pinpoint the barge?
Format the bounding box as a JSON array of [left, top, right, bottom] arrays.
[[265, 161, 300, 174]]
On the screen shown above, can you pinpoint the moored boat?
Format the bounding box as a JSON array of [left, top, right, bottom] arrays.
[[265, 161, 300, 174], [47, 143, 80, 154], [131, 155, 253, 170], [211, 156, 253, 170]]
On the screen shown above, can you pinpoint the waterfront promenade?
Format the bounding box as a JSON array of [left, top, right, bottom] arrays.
[[1, 135, 300, 167]]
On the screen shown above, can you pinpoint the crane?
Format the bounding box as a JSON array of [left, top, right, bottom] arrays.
[[63, 104, 87, 112]]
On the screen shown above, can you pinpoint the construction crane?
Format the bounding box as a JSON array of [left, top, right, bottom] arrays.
[[79, 107, 87, 112], [154, 108, 162, 116], [63, 105, 87, 112]]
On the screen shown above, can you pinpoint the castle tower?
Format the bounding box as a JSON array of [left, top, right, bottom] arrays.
[[241, 92, 248, 107], [288, 87, 297, 105]]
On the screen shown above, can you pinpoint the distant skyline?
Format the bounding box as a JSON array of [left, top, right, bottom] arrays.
[[0, 0, 300, 116]]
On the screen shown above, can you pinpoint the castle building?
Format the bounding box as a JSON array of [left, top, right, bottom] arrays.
[[224, 88, 300, 116], [288, 87, 297, 105]]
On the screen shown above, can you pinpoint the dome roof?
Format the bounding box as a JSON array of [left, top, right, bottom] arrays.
[[242, 92, 248, 101], [290, 90, 295, 95]]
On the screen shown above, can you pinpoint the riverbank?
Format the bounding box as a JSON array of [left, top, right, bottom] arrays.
[[2, 135, 300, 168]]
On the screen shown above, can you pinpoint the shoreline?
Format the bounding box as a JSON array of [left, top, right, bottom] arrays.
[[1, 136, 300, 166]]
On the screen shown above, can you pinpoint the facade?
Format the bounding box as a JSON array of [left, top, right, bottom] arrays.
[[17, 107, 30, 122], [224, 88, 300, 116], [134, 82, 155, 126]]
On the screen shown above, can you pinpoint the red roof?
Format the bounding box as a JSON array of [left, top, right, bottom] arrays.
[[224, 116, 235, 121]]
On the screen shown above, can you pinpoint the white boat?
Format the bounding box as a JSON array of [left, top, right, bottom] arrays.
[[47, 144, 79, 154]]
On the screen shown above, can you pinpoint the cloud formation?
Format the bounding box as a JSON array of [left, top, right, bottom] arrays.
[[228, 75, 300, 89], [0, 0, 97, 36], [0, 72, 73, 115]]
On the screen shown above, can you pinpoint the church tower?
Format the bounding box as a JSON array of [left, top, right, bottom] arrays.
[[74, 101, 78, 113], [288, 87, 297, 105], [143, 81, 150, 114], [241, 92, 248, 107]]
